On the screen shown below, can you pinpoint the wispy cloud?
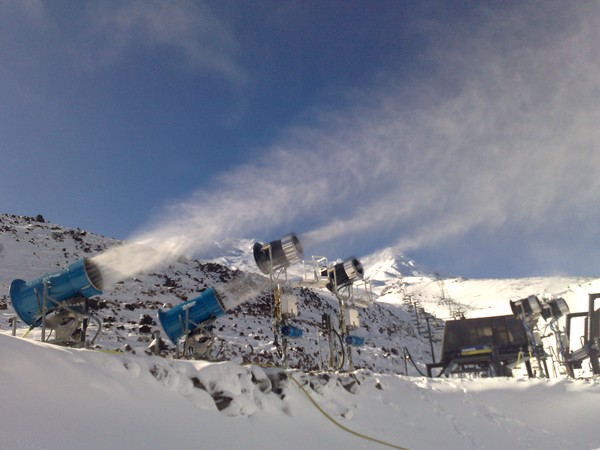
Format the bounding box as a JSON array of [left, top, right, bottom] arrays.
[[81, 0, 244, 81], [2, 0, 244, 82], [97, 2, 600, 279]]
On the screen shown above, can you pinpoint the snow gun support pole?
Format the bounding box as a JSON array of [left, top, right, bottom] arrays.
[[266, 252, 302, 367], [36, 281, 101, 346], [253, 233, 304, 368], [510, 296, 550, 378], [324, 257, 365, 371], [563, 293, 600, 377], [586, 293, 600, 374]]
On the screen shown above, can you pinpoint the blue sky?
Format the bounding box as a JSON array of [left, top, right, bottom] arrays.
[[2, 0, 600, 278]]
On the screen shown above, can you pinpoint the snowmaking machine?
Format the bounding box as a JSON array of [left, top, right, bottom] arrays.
[[318, 257, 366, 371], [428, 294, 575, 378], [253, 232, 304, 365], [157, 287, 228, 360], [9, 258, 104, 346]]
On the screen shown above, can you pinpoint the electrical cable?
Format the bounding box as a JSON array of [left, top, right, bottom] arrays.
[[21, 324, 35, 338], [14, 326, 408, 449], [289, 373, 409, 450], [401, 347, 430, 377], [331, 329, 345, 371]]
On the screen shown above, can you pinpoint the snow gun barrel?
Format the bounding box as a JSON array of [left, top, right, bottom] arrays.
[[9, 258, 103, 326], [253, 232, 303, 275], [510, 295, 543, 319], [157, 288, 226, 344], [325, 257, 364, 292]]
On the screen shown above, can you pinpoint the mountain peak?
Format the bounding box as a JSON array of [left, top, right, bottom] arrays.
[[362, 247, 430, 282]]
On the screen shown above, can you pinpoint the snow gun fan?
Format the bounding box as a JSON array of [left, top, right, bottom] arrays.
[[510, 295, 543, 324], [157, 288, 228, 359], [9, 258, 104, 346], [540, 297, 570, 321], [158, 288, 226, 344], [325, 257, 364, 293], [9, 258, 103, 326], [253, 233, 303, 275]]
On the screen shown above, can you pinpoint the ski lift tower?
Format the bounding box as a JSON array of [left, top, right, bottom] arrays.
[[253, 233, 304, 366]]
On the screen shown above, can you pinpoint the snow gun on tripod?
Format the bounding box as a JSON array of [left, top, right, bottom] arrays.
[[9, 258, 104, 345], [157, 287, 230, 359]]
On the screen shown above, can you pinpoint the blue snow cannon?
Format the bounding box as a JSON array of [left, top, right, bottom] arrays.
[[158, 288, 226, 345], [9, 258, 103, 326]]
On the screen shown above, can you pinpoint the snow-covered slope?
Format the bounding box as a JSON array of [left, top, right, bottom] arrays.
[[2, 332, 600, 450], [2, 213, 597, 370], [0, 214, 431, 372], [3, 213, 600, 449]]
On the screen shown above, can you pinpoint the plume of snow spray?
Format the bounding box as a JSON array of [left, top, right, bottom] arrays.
[[96, 2, 600, 280]]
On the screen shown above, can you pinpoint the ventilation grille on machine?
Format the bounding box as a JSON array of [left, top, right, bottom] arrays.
[[83, 258, 104, 291]]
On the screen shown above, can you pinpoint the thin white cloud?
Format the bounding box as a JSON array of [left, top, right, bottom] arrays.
[[76, 0, 244, 81], [1, 1, 244, 82], [99, 2, 600, 278]]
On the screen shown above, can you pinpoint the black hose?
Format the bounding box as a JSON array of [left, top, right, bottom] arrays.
[[402, 347, 430, 377], [331, 329, 345, 371]]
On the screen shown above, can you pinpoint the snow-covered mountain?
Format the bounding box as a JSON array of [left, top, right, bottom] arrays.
[[362, 246, 432, 284], [2, 213, 597, 370], [2, 213, 600, 449], [0, 214, 432, 371]]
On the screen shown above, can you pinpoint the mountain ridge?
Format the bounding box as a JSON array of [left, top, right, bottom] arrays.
[[2, 213, 597, 374], [0, 213, 430, 372]]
